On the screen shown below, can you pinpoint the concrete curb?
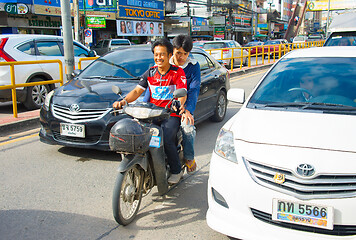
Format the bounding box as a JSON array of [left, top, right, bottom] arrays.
[[0, 64, 273, 136], [0, 117, 40, 137], [0, 109, 40, 137]]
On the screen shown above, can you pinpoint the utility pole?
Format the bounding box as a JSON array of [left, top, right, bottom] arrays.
[[73, 0, 80, 42], [251, 0, 255, 37], [326, 0, 331, 35], [60, 0, 75, 80], [228, 0, 233, 40], [267, 0, 272, 40], [187, 0, 191, 36]]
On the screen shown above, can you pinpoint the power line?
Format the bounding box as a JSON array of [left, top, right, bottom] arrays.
[[176, 0, 257, 15]]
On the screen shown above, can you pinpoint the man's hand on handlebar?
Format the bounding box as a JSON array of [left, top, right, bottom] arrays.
[[113, 100, 126, 109], [172, 99, 185, 115]]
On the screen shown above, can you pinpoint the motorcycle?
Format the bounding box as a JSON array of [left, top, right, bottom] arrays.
[[110, 85, 187, 225]]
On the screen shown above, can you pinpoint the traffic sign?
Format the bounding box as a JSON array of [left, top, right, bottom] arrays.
[[84, 29, 93, 44]]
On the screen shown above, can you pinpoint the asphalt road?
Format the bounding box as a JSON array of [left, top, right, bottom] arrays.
[[0, 70, 266, 240]]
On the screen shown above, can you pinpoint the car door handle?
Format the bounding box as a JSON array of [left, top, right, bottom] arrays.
[[202, 86, 208, 94]]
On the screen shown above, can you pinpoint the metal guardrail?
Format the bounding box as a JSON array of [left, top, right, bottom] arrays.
[[78, 57, 99, 70], [0, 59, 63, 118], [1, 57, 98, 118], [205, 40, 325, 71]]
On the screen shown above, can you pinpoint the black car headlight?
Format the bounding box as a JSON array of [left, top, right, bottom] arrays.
[[44, 90, 54, 110]]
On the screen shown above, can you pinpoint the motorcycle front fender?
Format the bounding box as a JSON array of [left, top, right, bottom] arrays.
[[117, 154, 148, 173]]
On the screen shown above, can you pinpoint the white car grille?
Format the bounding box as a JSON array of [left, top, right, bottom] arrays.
[[244, 158, 356, 200], [52, 104, 111, 123]]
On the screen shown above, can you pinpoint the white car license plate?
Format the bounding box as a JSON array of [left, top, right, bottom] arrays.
[[272, 198, 334, 230], [60, 123, 85, 138]]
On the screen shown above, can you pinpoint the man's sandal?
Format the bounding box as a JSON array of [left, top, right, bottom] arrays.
[[185, 159, 197, 175]]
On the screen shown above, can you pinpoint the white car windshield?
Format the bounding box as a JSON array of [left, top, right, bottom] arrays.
[[248, 57, 356, 112]]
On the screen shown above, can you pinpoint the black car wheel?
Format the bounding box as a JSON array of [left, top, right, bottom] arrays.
[[23, 78, 50, 110], [210, 90, 227, 122]]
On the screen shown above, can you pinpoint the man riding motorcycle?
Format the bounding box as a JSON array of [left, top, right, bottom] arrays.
[[113, 38, 187, 184]]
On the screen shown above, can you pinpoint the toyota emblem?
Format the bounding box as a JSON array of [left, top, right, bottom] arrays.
[[69, 104, 80, 112], [296, 164, 315, 177]]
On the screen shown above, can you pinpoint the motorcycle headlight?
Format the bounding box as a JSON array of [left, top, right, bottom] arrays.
[[214, 128, 237, 163], [44, 90, 54, 109]]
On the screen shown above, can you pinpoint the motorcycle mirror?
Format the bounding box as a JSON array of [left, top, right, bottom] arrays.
[[165, 89, 187, 110], [112, 85, 122, 95], [173, 88, 187, 98]]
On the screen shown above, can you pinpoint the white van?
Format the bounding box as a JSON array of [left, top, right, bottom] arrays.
[[324, 12, 356, 46]]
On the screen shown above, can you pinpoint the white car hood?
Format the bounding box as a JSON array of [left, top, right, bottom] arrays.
[[230, 107, 356, 153]]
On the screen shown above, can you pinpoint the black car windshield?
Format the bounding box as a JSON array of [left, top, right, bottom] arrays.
[[79, 48, 155, 80], [248, 57, 356, 113]]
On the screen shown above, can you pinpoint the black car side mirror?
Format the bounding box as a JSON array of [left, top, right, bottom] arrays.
[[88, 50, 96, 57]]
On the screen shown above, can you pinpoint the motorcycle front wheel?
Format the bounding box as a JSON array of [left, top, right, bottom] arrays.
[[112, 164, 144, 225]]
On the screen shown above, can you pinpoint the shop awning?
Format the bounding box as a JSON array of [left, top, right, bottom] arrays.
[[254, 34, 268, 38]]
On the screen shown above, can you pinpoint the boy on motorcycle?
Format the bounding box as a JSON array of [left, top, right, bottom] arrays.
[[113, 38, 187, 184]]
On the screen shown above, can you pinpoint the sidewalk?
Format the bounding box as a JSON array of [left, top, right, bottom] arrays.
[[0, 63, 273, 137]]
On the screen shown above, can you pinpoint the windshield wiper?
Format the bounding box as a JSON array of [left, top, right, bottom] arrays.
[[85, 76, 105, 79], [263, 102, 356, 111], [80, 76, 141, 81], [263, 102, 308, 108], [301, 102, 356, 111]]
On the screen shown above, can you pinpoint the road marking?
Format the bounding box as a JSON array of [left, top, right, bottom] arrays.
[[231, 70, 267, 83], [0, 133, 38, 146]]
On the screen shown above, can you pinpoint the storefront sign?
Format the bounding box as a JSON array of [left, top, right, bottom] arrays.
[[119, 0, 164, 10], [117, 20, 163, 36], [86, 16, 106, 28], [192, 26, 200, 32], [307, 0, 356, 11], [211, 16, 225, 25], [118, 6, 163, 20], [214, 26, 225, 39], [82, 0, 117, 12], [4, 3, 28, 14], [118, 0, 164, 21], [29, 17, 61, 28], [226, 15, 251, 26], [6, 15, 61, 28], [33, 0, 116, 16], [192, 17, 207, 26]]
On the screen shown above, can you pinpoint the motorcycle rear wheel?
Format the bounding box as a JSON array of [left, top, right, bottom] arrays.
[[112, 164, 144, 225]]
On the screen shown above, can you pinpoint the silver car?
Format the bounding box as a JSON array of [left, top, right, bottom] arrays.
[[201, 40, 248, 68], [91, 39, 132, 56]]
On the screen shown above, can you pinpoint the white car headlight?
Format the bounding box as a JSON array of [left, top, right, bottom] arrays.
[[214, 128, 237, 163], [44, 90, 54, 109]]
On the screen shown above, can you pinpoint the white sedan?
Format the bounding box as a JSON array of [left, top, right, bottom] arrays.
[[207, 46, 356, 240]]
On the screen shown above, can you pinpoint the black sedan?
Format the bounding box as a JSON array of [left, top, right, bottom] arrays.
[[39, 45, 230, 151]]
